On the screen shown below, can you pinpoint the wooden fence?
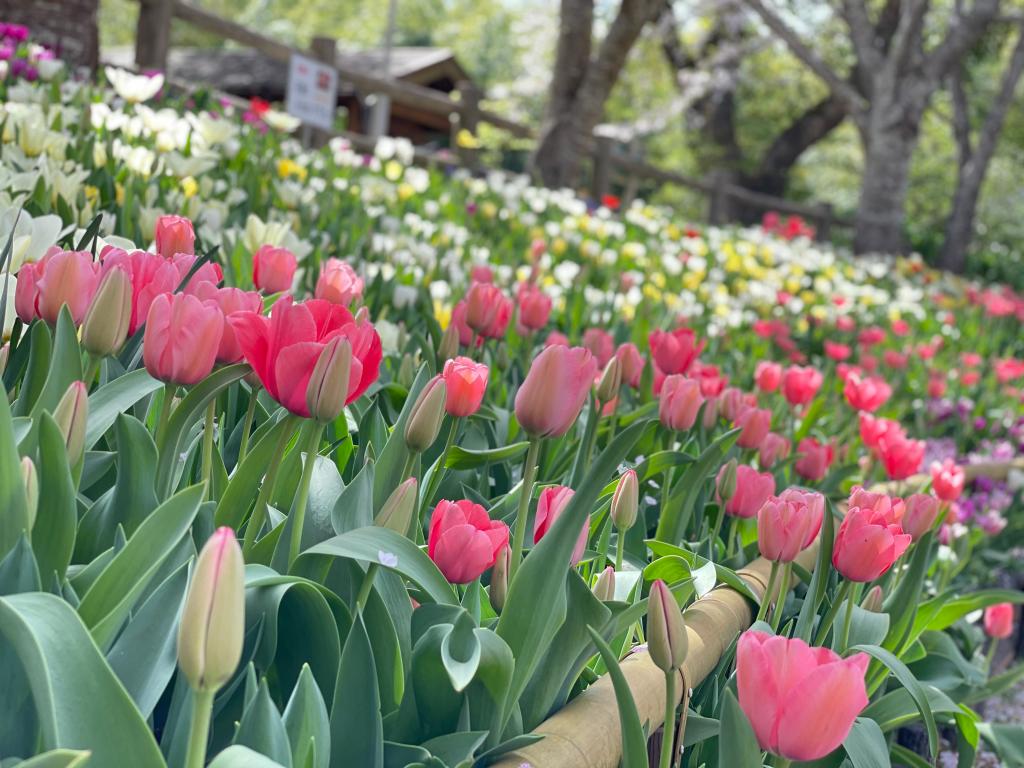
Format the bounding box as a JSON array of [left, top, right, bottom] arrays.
[[131, 0, 851, 238]]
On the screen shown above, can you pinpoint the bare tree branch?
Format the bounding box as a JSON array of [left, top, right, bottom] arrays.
[[926, 0, 1002, 79], [839, 0, 882, 71], [949, 64, 972, 162]]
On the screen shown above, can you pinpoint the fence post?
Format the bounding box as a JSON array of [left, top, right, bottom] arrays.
[[816, 202, 834, 241], [591, 134, 613, 202], [452, 80, 481, 171], [135, 0, 173, 71], [707, 171, 730, 225], [308, 35, 337, 148]]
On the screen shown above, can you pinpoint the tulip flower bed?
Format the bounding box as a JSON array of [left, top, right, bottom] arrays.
[[1, 41, 1024, 768]]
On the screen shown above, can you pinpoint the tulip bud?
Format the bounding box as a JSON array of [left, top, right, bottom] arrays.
[[489, 545, 510, 613], [82, 266, 132, 357], [375, 477, 418, 537], [495, 342, 511, 372], [397, 353, 415, 389], [593, 566, 616, 601], [52, 381, 88, 466], [21, 457, 37, 531], [717, 458, 738, 503], [611, 469, 639, 531], [595, 356, 622, 404], [404, 376, 447, 453], [860, 585, 883, 613], [177, 527, 245, 692], [438, 323, 459, 361], [0, 343, 9, 374], [648, 579, 688, 672], [306, 338, 353, 423], [355, 306, 370, 323]]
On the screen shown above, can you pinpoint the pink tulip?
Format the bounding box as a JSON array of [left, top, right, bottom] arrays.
[[441, 356, 488, 417], [824, 341, 851, 361], [534, 485, 588, 566], [735, 406, 771, 450], [794, 437, 834, 482], [615, 343, 644, 388], [18, 250, 101, 325], [100, 247, 181, 334], [984, 603, 1014, 639], [902, 493, 941, 540], [315, 258, 364, 306], [754, 361, 782, 392], [515, 345, 597, 437], [480, 292, 512, 340], [701, 395, 719, 429], [759, 432, 790, 470], [847, 486, 904, 525], [191, 283, 264, 364], [154, 214, 195, 259], [777, 488, 825, 546], [143, 293, 224, 385], [428, 499, 510, 584], [859, 412, 903, 450], [230, 296, 382, 417], [470, 265, 494, 283], [172, 253, 223, 294], [843, 373, 892, 412], [781, 365, 822, 406], [545, 330, 569, 347], [875, 433, 925, 481], [723, 465, 775, 518], [832, 506, 911, 582], [582, 328, 614, 367], [465, 282, 506, 335], [737, 630, 869, 762], [517, 283, 552, 331], [658, 375, 704, 432], [758, 495, 816, 562], [649, 327, 703, 375], [930, 459, 965, 502], [253, 244, 297, 294]]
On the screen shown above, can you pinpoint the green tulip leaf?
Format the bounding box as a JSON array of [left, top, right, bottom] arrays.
[[717, 688, 762, 768], [84, 368, 163, 451], [234, 678, 294, 767], [587, 626, 649, 768], [330, 615, 383, 768], [10, 749, 93, 768], [0, 388, 30, 562], [209, 745, 291, 768], [445, 441, 529, 469], [843, 717, 889, 768], [32, 412, 77, 582], [283, 664, 331, 768]]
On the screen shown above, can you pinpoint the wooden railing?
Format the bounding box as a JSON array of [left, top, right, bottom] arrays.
[[131, 0, 851, 237]]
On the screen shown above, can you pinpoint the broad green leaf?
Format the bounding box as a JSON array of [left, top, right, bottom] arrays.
[[0, 389, 30, 561], [914, 589, 1024, 636], [330, 615, 383, 768], [421, 731, 488, 765], [32, 413, 77, 581], [794, 500, 836, 642], [234, 678, 294, 767], [0, 592, 164, 767], [77, 484, 204, 649], [13, 321, 52, 418], [28, 307, 83, 426], [862, 686, 960, 733], [717, 689, 762, 768], [889, 744, 936, 768], [10, 749, 92, 768], [209, 745, 290, 768], [283, 664, 331, 768], [330, 459, 374, 534], [587, 626, 649, 768], [215, 414, 295, 528], [440, 610, 481, 692], [85, 368, 162, 450], [445, 441, 529, 469], [645, 540, 759, 603], [373, 365, 432, 510], [0, 534, 41, 595], [977, 723, 1024, 766], [843, 717, 889, 768]]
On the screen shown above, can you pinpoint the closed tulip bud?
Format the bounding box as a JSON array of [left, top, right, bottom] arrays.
[[21, 456, 37, 531], [489, 545, 510, 613], [0, 343, 8, 374], [177, 527, 245, 692], [648, 579, 688, 672], [593, 566, 616, 601], [306, 337, 352, 423], [611, 469, 639, 531], [82, 265, 132, 357], [397, 353, 415, 389], [716, 459, 738, 503], [438, 322, 459, 361], [375, 477, 418, 537], [404, 376, 447, 453], [902, 493, 941, 540], [495, 342, 511, 372], [53, 381, 88, 466], [861, 585, 884, 612], [596, 356, 622, 403]]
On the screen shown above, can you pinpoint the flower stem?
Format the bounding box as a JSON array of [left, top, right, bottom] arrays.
[[201, 400, 216, 501], [83, 355, 101, 388], [985, 636, 999, 675], [155, 381, 175, 446], [183, 688, 215, 768], [356, 563, 379, 612], [756, 561, 779, 624], [288, 422, 324, 568], [615, 532, 625, 572], [770, 562, 791, 632], [243, 414, 297, 557], [814, 580, 852, 646], [237, 388, 259, 464], [839, 582, 860, 652], [659, 670, 677, 768], [419, 417, 459, 519], [508, 438, 541, 583], [708, 507, 726, 560]]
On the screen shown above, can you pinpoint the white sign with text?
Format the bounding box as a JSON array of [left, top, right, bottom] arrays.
[[285, 53, 338, 131]]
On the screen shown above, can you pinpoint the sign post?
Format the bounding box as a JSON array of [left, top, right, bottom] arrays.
[[285, 51, 338, 141]]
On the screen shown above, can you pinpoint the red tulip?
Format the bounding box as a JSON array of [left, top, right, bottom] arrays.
[[658, 375, 704, 432], [722, 465, 775, 518], [191, 283, 264, 364], [315, 258, 364, 306], [428, 499, 510, 584], [984, 603, 1015, 639], [615, 343, 644, 388], [875, 433, 925, 480], [902, 493, 941, 540], [100, 247, 181, 334], [480, 292, 512, 339], [441, 356, 488, 417], [794, 437, 834, 482], [143, 293, 224, 386], [534, 485, 588, 566], [859, 412, 902, 450], [582, 328, 614, 367], [515, 345, 597, 437], [465, 282, 506, 335], [735, 406, 771, 450], [737, 630, 869, 762], [843, 373, 892, 413], [17, 249, 101, 325], [930, 459, 965, 501], [517, 283, 552, 331], [253, 244, 297, 294], [754, 361, 782, 392], [230, 296, 381, 417], [154, 214, 195, 259], [470, 264, 494, 283], [832, 506, 911, 582], [781, 365, 822, 406], [649, 328, 703, 375], [759, 432, 790, 470], [824, 341, 851, 361]]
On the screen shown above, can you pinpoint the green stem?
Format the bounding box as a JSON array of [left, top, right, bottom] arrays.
[[401, 451, 417, 484], [184, 688, 215, 768], [419, 418, 459, 519], [615, 531, 625, 572], [756, 561, 779, 624], [288, 422, 324, 568], [83, 355, 101, 388], [839, 582, 861, 653], [814, 580, 852, 646], [508, 438, 541, 583], [237, 388, 259, 463], [356, 563, 379, 612], [243, 415, 297, 557], [708, 508, 726, 560], [985, 636, 998, 676], [770, 562, 791, 632], [659, 670, 677, 768], [201, 400, 216, 501], [724, 516, 739, 559], [773, 758, 792, 768], [155, 381, 175, 446]]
